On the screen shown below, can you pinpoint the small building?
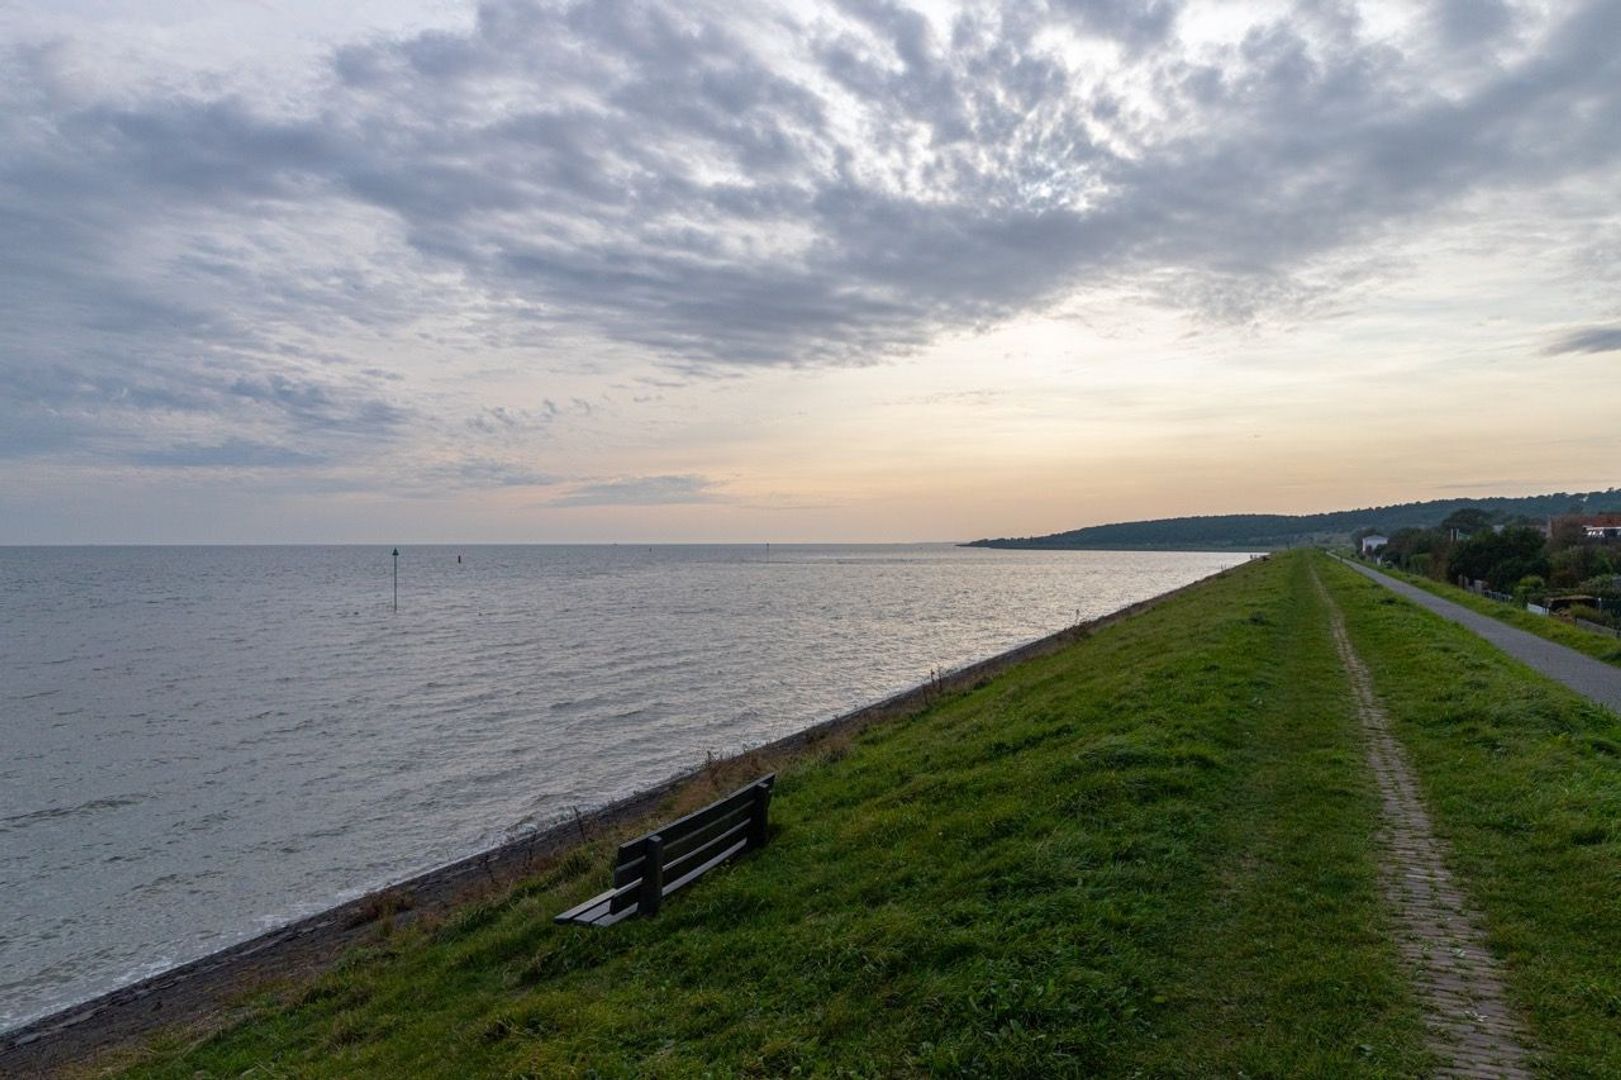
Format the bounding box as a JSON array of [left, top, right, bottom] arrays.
[[1581, 515, 1621, 540], [1553, 514, 1621, 540], [1361, 534, 1389, 555]]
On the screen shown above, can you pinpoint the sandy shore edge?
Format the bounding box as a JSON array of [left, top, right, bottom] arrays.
[[1, 560, 1250, 1076]]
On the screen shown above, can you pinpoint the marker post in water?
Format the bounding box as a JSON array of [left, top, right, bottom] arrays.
[[392, 548, 399, 612]]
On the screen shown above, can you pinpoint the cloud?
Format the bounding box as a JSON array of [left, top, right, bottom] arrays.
[[0, 351, 408, 461], [1, 0, 1619, 479], [128, 438, 326, 468], [464, 398, 592, 435], [1048, 0, 1178, 49], [445, 458, 563, 488], [465, 403, 559, 435], [1431, 0, 1517, 49], [548, 474, 724, 507], [1545, 324, 1621, 355]]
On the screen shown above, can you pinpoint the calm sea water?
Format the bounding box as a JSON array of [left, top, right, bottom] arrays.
[[0, 544, 1246, 1030]]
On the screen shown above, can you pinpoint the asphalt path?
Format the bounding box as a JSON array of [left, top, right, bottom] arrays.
[[1337, 558, 1621, 716]]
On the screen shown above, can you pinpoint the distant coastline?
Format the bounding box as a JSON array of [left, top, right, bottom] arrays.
[[963, 540, 1279, 552], [967, 487, 1621, 552]]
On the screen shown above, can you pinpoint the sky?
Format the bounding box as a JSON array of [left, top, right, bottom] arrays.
[[1, 0, 1617, 543]]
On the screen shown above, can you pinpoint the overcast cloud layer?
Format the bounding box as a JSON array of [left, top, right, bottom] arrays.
[[1, 0, 1618, 536]]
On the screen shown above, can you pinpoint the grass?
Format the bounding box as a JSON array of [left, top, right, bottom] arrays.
[[1367, 561, 1621, 668], [99, 552, 1432, 1078], [1320, 555, 1621, 1077]]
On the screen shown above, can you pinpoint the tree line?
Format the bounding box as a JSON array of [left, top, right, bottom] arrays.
[[1364, 509, 1620, 626], [971, 488, 1621, 550]]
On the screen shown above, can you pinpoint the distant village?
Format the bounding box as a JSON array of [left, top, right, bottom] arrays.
[[1357, 513, 1621, 629]]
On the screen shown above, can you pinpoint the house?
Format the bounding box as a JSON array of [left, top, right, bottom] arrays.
[[1361, 534, 1389, 555], [1553, 514, 1621, 540], [1580, 514, 1621, 540]]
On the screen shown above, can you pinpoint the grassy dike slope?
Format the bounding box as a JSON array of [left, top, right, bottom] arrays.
[[1321, 557, 1621, 1076], [107, 553, 1430, 1078]]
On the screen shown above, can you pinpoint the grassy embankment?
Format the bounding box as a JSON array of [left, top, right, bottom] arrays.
[[1320, 557, 1621, 1076], [1368, 561, 1621, 668], [105, 552, 1431, 1077]]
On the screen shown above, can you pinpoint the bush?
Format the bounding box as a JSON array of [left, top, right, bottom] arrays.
[[1568, 605, 1618, 629], [1580, 574, 1621, 600], [1551, 545, 1616, 588], [1514, 575, 1547, 607]]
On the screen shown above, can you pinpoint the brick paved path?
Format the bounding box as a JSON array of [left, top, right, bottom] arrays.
[[1315, 568, 1533, 1077]]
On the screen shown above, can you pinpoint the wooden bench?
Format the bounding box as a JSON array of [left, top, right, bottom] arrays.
[[555, 774, 775, 927]]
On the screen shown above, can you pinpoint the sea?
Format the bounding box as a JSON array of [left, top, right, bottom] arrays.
[[0, 543, 1247, 1031]]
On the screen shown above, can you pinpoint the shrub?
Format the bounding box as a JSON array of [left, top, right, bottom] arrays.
[[1514, 575, 1547, 607], [1568, 604, 1618, 629]]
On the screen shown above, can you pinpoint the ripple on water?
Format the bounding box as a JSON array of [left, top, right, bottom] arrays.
[[0, 794, 152, 834]]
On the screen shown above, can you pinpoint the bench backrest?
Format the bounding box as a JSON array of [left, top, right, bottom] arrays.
[[605, 774, 775, 919]]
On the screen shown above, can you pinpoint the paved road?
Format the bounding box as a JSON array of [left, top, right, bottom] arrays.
[[1336, 558, 1621, 716]]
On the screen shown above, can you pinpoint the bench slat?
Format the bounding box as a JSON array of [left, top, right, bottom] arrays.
[[590, 903, 643, 927], [661, 802, 752, 863], [662, 835, 749, 898], [648, 782, 759, 842], [661, 816, 751, 884], [611, 849, 647, 890], [613, 834, 649, 867], [554, 888, 649, 927], [553, 890, 614, 926]]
